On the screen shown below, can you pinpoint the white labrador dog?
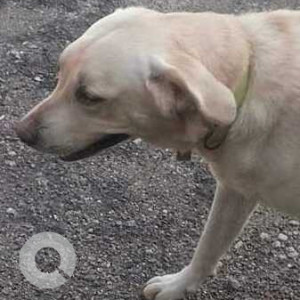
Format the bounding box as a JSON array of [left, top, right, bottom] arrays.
[[16, 7, 300, 300]]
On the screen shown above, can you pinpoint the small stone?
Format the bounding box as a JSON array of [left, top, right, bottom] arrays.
[[1, 287, 9, 295], [116, 221, 122, 226], [287, 252, 298, 259], [289, 220, 300, 226], [278, 233, 288, 241], [34, 75, 43, 82], [279, 254, 287, 260], [287, 246, 296, 252], [228, 276, 241, 290], [287, 247, 299, 258], [22, 41, 38, 49], [133, 138, 142, 145], [8, 150, 16, 156], [273, 241, 281, 248], [234, 241, 243, 249], [126, 220, 136, 227], [0, 115, 5, 121], [6, 207, 17, 217], [5, 160, 16, 167], [10, 49, 21, 60], [260, 232, 270, 240], [162, 209, 168, 215]]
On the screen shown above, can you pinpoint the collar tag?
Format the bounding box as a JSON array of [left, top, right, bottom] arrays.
[[204, 125, 230, 150]]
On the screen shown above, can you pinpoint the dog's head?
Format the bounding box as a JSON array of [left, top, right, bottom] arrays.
[[15, 8, 242, 161]]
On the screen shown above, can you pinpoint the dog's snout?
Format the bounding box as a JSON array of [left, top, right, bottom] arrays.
[[15, 117, 40, 147]]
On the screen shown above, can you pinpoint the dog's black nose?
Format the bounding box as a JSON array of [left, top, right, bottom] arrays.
[[15, 119, 39, 147]]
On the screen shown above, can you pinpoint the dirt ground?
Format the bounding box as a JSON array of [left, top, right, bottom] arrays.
[[1, 0, 300, 299]]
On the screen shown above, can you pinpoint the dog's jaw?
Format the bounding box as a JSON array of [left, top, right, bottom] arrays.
[[60, 133, 130, 161]]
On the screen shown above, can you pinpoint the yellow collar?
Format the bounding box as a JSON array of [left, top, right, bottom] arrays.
[[177, 65, 251, 158], [234, 64, 251, 107], [203, 65, 251, 151]]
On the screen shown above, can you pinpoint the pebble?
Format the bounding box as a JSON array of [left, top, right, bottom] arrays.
[[287, 252, 299, 259], [145, 248, 153, 254], [260, 232, 270, 240], [273, 241, 281, 248], [228, 276, 241, 290], [34, 75, 43, 82], [22, 41, 38, 49], [289, 220, 300, 226], [126, 220, 136, 227], [6, 207, 17, 217], [10, 49, 22, 60], [133, 138, 142, 145], [234, 241, 243, 249], [278, 233, 288, 241], [1, 287, 9, 295], [5, 160, 16, 167], [162, 209, 168, 215], [279, 254, 287, 260], [287, 247, 299, 258]]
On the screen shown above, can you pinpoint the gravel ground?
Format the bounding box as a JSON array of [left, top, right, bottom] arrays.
[[1, 1, 300, 299]]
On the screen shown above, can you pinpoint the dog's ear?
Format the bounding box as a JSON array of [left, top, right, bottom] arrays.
[[146, 56, 237, 126]]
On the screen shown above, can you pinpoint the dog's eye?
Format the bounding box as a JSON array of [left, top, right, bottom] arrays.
[[82, 95, 105, 106], [75, 86, 106, 106]]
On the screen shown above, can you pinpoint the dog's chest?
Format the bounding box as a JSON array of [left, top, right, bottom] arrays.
[[210, 142, 300, 217]]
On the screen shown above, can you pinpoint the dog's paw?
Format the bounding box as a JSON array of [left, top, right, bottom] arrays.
[[143, 266, 199, 300]]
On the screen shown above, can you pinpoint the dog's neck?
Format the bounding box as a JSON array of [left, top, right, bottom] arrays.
[[204, 59, 252, 150], [175, 16, 252, 161], [177, 49, 252, 161]]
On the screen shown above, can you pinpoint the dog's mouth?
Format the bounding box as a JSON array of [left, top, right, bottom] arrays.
[[60, 133, 130, 161]]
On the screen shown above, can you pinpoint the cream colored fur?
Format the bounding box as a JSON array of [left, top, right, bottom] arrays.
[[16, 8, 300, 300]]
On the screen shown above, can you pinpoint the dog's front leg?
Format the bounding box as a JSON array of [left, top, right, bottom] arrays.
[[143, 184, 258, 300]]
